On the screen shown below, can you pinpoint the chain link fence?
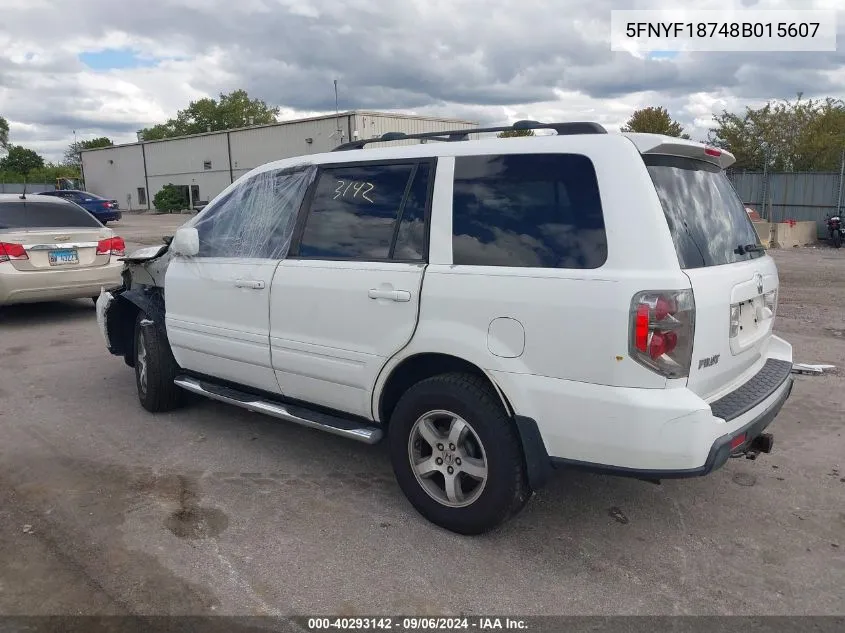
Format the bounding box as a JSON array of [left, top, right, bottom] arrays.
[[0, 179, 57, 194]]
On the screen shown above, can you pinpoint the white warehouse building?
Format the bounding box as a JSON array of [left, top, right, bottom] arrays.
[[80, 111, 479, 211]]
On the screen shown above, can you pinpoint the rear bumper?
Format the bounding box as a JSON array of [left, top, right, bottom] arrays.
[[93, 210, 122, 222], [0, 260, 124, 305], [547, 373, 793, 482], [491, 335, 795, 487]]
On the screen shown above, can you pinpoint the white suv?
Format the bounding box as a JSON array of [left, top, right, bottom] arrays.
[[97, 121, 794, 535]]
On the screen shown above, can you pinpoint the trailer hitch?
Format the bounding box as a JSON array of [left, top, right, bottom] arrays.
[[732, 432, 775, 460]]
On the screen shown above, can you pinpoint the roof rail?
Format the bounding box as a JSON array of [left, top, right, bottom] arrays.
[[332, 120, 607, 151]]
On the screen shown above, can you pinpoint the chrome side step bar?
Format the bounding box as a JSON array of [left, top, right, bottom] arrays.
[[173, 375, 383, 444]]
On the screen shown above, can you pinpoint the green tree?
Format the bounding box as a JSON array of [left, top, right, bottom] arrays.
[[0, 162, 78, 184], [153, 183, 187, 212], [139, 89, 280, 140], [63, 136, 113, 169], [497, 129, 536, 138], [622, 106, 690, 139], [708, 94, 845, 171], [0, 115, 9, 152], [0, 145, 45, 176]]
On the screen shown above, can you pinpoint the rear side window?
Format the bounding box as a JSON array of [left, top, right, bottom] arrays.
[[451, 153, 607, 269], [644, 155, 764, 269], [297, 162, 432, 261], [0, 201, 101, 229]]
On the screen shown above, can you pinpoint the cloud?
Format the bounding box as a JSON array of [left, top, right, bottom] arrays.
[[0, 0, 843, 162]]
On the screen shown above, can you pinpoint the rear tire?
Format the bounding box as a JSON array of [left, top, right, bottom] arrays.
[[134, 312, 185, 412], [833, 232, 842, 249], [388, 372, 531, 535]]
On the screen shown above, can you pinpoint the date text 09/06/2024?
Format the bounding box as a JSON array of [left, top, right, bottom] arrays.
[[306, 617, 529, 631]]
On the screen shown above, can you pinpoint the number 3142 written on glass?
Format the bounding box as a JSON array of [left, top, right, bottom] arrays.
[[334, 180, 375, 203]]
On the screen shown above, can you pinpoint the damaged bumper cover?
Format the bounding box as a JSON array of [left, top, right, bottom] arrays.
[[96, 243, 172, 359], [95, 288, 117, 350]]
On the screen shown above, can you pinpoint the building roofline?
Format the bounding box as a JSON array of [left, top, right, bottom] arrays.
[[79, 110, 480, 153]]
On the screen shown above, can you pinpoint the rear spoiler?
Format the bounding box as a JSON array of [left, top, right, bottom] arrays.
[[623, 133, 736, 170]]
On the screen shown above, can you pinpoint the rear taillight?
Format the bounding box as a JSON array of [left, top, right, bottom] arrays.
[[629, 289, 695, 378], [102, 201, 112, 208], [96, 237, 126, 257], [0, 242, 29, 262]]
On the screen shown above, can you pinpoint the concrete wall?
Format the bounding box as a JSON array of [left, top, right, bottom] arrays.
[[352, 113, 478, 149], [81, 144, 147, 210], [753, 222, 773, 247], [754, 221, 818, 248], [773, 221, 818, 248], [229, 115, 348, 178]]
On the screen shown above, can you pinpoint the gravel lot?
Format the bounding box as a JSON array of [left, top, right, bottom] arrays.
[[0, 214, 843, 617]]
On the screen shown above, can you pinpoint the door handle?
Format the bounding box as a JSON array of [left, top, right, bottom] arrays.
[[368, 288, 411, 302], [234, 279, 265, 289]]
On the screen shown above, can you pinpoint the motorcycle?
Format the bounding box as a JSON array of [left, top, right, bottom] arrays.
[[827, 215, 843, 248]]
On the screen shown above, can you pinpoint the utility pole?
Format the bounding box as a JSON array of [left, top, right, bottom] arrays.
[[334, 79, 343, 144], [760, 142, 771, 221], [837, 149, 845, 216]]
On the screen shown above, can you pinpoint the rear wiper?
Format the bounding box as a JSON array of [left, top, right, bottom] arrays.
[[734, 243, 765, 255]]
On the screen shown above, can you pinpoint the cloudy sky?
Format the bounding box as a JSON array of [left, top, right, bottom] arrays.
[[1, 0, 842, 163]]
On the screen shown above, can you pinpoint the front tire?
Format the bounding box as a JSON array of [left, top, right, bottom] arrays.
[[388, 373, 531, 535], [134, 312, 185, 412], [833, 231, 842, 248]]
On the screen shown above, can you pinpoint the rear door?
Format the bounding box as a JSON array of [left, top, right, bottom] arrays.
[[269, 159, 433, 418], [643, 153, 777, 400], [0, 200, 115, 271]]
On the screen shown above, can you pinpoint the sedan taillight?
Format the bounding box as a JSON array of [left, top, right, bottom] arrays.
[[96, 237, 126, 257], [0, 242, 28, 262]]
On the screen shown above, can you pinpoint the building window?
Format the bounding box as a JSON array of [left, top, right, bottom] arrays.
[[203, 161, 212, 170], [137, 188, 147, 206]]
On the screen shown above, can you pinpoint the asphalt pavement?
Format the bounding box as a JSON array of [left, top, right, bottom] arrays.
[[0, 215, 843, 617]]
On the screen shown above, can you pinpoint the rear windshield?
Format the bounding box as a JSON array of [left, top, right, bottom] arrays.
[[0, 201, 102, 229], [644, 155, 763, 269]]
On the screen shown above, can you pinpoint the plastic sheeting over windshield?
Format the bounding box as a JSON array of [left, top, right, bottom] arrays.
[[182, 164, 318, 261]]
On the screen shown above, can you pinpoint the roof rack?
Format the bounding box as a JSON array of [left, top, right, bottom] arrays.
[[332, 120, 607, 151]]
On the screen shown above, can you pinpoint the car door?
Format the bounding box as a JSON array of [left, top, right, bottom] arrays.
[[63, 192, 96, 216], [269, 159, 434, 418], [165, 166, 315, 394]]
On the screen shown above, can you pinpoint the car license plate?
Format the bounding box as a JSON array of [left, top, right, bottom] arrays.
[[48, 249, 79, 266]]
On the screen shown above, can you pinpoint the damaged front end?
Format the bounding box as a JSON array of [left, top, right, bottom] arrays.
[[96, 239, 174, 367]]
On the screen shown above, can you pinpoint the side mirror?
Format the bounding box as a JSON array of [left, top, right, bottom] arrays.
[[170, 226, 199, 257]]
